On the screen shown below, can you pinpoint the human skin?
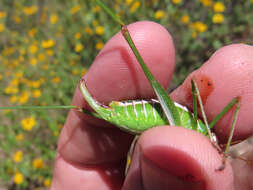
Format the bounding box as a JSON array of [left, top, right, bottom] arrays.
[[50, 21, 253, 190]]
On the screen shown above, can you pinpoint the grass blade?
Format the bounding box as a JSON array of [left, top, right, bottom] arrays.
[[121, 26, 181, 126], [95, 0, 124, 26], [96, 0, 181, 126], [0, 105, 77, 110]]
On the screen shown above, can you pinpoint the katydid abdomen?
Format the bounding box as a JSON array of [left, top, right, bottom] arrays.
[[80, 80, 208, 135]]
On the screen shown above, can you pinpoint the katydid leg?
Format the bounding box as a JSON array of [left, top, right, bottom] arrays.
[[191, 79, 240, 171], [125, 135, 139, 176], [191, 80, 215, 143], [216, 98, 240, 171]]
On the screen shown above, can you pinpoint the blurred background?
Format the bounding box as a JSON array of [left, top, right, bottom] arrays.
[[0, 0, 252, 189]]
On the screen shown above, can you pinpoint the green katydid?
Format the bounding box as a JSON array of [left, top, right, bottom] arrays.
[[93, 0, 241, 172], [0, 0, 241, 174]]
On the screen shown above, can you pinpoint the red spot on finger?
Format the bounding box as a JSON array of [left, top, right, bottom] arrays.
[[186, 74, 214, 105]]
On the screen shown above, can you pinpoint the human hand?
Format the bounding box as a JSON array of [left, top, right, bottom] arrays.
[[50, 21, 253, 190]]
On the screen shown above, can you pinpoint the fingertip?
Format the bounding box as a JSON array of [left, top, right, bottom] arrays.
[[51, 154, 124, 190], [82, 21, 175, 104], [171, 43, 253, 142], [124, 126, 234, 190]]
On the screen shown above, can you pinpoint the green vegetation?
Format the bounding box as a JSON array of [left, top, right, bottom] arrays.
[[0, 0, 252, 189]]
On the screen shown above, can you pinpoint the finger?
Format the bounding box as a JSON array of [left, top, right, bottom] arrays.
[[122, 126, 234, 190], [51, 154, 124, 190], [52, 21, 175, 189], [59, 20, 175, 164], [171, 44, 253, 142], [230, 150, 253, 190]]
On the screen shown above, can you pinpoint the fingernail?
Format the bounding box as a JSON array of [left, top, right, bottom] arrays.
[[141, 146, 205, 190]]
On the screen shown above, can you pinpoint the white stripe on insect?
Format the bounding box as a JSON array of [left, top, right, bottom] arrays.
[[124, 104, 129, 117], [113, 100, 189, 122], [132, 101, 138, 117], [141, 100, 148, 118], [151, 99, 157, 121]]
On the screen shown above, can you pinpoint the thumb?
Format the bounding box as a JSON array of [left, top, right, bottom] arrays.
[[123, 126, 234, 190]]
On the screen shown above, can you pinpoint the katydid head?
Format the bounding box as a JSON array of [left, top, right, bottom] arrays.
[[79, 79, 112, 120]]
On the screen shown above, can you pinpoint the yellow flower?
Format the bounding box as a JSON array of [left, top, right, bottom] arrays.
[[75, 32, 81, 39], [212, 13, 224, 24], [96, 42, 104, 50], [71, 5, 81, 15], [192, 31, 197, 38], [16, 133, 23, 141], [92, 5, 101, 13], [0, 11, 6, 18], [81, 68, 87, 76], [0, 23, 5, 32], [13, 151, 23, 163], [92, 19, 98, 26], [40, 10, 47, 24], [58, 124, 63, 129], [130, 1, 140, 13], [52, 76, 60, 83], [0, 74, 2, 80], [41, 39, 55, 48], [10, 95, 18, 103], [56, 26, 63, 37], [95, 26, 104, 35], [33, 158, 44, 169], [126, 0, 133, 6], [193, 21, 207, 32], [16, 71, 23, 78], [24, 5, 38, 15], [32, 81, 41, 88], [14, 172, 24, 185], [21, 117, 36, 131], [46, 49, 53, 56], [12, 87, 19, 94], [44, 178, 51, 187], [84, 27, 93, 35], [38, 53, 45, 61], [69, 60, 75, 66], [75, 43, 83, 52], [72, 68, 79, 75], [200, 0, 212, 7], [29, 44, 38, 54], [32, 89, 41, 98], [213, 2, 225, 13], [50, 13, 58, 24], [4, 87, 11, 94], [53, 130, 59, 136], [181, 15, 189, 24], [19, 48, 26, 55], [4, 86, 18, 94], [154, 10, 165, 19], [40, 77, 46, 84], [13, 16, 21, 23], [28, 28, 37, 37], [29, 57, 37, 66], [172, 0, 181, 4], [11, 78, 19, 86]]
